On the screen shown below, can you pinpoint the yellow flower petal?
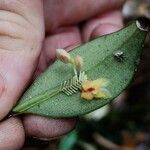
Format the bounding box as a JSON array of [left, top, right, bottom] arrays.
[[92, 89, 99, 95], [94, 89, 111, 99], [81, 92, 94, 100]]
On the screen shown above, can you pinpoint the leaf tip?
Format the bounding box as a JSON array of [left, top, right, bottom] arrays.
[[136, 17, 150, 31]]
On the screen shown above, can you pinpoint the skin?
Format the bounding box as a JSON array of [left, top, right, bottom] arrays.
[[0, 0, 124, 149]]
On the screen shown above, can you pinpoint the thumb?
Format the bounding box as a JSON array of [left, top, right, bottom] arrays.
[[0, 0, 44, 120]]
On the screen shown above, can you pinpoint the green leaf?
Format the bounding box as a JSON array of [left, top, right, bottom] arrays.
[[12, 20, 147, 118]]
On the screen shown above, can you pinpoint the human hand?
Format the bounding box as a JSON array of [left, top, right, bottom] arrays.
[[0, 0, 124, 149]]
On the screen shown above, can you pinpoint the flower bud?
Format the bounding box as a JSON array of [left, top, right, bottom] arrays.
[[56, 49, 71, 64], [74, 56, 83, 70]]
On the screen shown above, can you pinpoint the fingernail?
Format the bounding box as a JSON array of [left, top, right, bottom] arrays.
[[33, 135, 61, 141]]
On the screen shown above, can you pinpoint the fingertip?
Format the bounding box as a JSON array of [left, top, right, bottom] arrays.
[[82, 10, 123, 42], [23, 115, 77, 140], [0, 117, 25, 150], [90, 23, 121, 40]]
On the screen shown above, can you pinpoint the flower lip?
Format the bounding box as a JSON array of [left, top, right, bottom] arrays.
[[86, 87, 95, 93]]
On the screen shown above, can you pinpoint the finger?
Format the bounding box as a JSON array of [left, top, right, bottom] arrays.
[[0, 117, 24, 150], [0, 0, 44, 120], [23, 115, 77, 139], [35, 26, 81, 76], [44, 0, 125, 33], [82, 10, 123, 42]]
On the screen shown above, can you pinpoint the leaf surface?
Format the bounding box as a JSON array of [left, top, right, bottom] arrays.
[[12, 21, 147, 118]]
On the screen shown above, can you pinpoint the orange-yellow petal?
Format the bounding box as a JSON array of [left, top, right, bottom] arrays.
[[81, 80, 93, 91], [81, 92, 94, 100], [91, 79, 108, 89], [81, 79, 108, 91]]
